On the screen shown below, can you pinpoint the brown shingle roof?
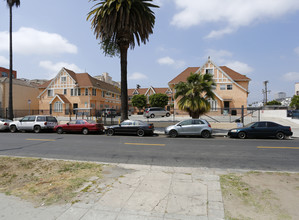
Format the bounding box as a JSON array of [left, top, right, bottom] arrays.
[[219, 66, 250, 81], [168, 66, 250, 85], [168, 67, 199, 84], [39, 68, 120, 94]]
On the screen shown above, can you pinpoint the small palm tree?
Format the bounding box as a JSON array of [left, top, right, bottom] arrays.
[[174, 73, 216, 118], [6, 0, 20, 120], [87, 0, 159, 121]]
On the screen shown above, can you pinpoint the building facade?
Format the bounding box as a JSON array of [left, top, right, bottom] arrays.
[[168, 58, 251, 115], [38, 68, 121, 116], [295, 82, 299, 96], [0, 77, 39, 118], [0, 67, 17, 78]]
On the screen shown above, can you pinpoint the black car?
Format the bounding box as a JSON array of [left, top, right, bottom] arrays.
[[227, 121, 293, 140], [106, 120, 154, 137]]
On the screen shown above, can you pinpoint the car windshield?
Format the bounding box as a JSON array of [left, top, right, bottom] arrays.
[[244, 122, 256, 127]]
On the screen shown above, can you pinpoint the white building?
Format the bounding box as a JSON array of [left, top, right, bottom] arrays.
[[274, 92, 286, 100], [94, 72, 120, 88], [295, 82, 299, 96]]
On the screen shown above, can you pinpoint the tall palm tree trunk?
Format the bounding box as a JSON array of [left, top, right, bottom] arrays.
[[120, 44, 129, 122], [8, 5, 14, 120]]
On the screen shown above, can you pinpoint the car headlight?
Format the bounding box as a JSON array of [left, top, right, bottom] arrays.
[[230, 129, 238, 132]]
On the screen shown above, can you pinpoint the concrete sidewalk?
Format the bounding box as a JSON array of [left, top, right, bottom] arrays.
[[0, 164, 225, 220]]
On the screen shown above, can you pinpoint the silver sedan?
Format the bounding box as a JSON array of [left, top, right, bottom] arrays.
[[0, 118, 12, 131], [165, 119, 212, 138]]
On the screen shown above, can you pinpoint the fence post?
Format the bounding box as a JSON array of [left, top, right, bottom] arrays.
[[241, 105, 244, 124]]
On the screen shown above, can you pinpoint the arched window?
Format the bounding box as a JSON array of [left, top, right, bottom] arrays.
[[54, 101, 62, 112]]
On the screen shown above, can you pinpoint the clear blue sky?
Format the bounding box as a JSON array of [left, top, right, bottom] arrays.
[[1, 0, 299, 104]]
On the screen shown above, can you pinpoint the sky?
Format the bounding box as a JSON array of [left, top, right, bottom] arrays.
[[1, 0, 299, 104]]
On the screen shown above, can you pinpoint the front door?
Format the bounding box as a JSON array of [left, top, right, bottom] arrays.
[[224, 101, 230, 115]]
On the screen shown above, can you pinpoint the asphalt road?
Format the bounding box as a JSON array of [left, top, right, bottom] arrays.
[[0, 132, 299, 172]]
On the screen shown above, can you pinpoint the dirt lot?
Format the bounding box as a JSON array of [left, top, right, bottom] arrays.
[[0, 156, 131, 206], [220, 171, 299, 220]]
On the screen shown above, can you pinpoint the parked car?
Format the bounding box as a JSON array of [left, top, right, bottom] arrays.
[[54, 119, 104, 135], [143, 107, 170, 118], [100, 108, 117, 117], [227, 121, 293, 140], [106, 120, 154, 136], [165, 119, 212, 138], [0, 118, 12, 131], [9, 115, 58, 133]]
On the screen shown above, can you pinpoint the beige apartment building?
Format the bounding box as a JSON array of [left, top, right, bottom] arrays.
[[38, 68, 121, 116], [168, 58, 251, 116], [0, 77, 40, 118]]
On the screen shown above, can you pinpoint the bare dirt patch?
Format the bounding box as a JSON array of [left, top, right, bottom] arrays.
[[0, 156, 132, 207], [220, 171, 299, 220]]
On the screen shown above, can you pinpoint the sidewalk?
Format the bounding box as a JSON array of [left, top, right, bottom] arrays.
[[0, 164, 225, 220]]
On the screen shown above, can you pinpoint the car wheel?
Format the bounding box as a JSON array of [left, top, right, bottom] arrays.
[[82, 128, 89, 135], [10, 125, 17, 133], [57, 127, 63, 134], [137, 129, 145, 137], [201, 130, 211, 138], [34, 125, 41, 133], [238, 131, 246, 139], [169, 130, 178, 138], [107, 128, 114, 136], [150, 114, 155, 118], [276, 132, 285, 140], [166, 113, 170, 117]]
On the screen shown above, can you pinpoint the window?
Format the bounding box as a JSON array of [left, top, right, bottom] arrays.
[[71, 89, 74, 96], [205, 69, 213, 74], [208, 99, 217, 111], [256, 122, 267, 127], [48, 89, 53, 97], [102, 91, 105, 97], [63, 89, 67, 95], [179, 120, 192, 126], [71, 88, 80, 96], [28, 116, 36, 122], [112, 93, 114, 98], [227, 84, 233, 90], [193, 120, 204, 124], [54, 101, 63, 112], [220, 85, 226, 90], [85, 102, 88, 107], [78, 88, 81, 96], [92, 88, 96, 96], [1, 72, 8, 77], [85, 88, 88, 96], [37, 116, 46, 122], [61, 76, 66, 83]]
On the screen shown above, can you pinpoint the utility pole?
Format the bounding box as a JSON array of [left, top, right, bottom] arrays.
[[262, 80, 270, 106]]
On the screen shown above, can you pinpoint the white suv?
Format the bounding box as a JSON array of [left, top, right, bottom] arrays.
[[9, 115, 58, 133], [143, 107, 171, 118]]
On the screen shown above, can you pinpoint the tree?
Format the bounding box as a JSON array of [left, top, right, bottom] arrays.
[[174, 72, 216, 118], [6, 0, 20, 120], [87, 0, 159, 121], [149, 93, 168, 108], [290, 95, 299, 109], [131, 94, 146, 112], [266, 100, 281, 105]]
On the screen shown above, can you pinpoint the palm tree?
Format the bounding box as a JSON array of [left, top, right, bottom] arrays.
[[6, 0, 20, 120], [87, 0, 159, 121], [174, 72, 216, 118]]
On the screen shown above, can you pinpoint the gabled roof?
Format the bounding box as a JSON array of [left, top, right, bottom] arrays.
[[38, 68, 120, 94], [168, 66, 250, 85], [49, 94, 70, 104], [128, 87, 172, 96]]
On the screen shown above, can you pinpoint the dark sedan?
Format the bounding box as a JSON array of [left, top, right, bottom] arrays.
[[54, 119, 105, 135], [227, 121, 293, 140], [106, 120, 154, 137]]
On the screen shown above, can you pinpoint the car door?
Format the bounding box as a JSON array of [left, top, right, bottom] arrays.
[[64, 121, 76, 132], [18, 116, 32, 130], [192, 119, 206, 135], [266, 122, 280, 137], [178, 120, 193, 135], [117, 121, 132, 134], [251, 122, 268, 138]]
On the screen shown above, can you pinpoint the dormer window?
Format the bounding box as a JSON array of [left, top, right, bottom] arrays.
[[205, 69, 213, 75], [61, 76, 66, 83]]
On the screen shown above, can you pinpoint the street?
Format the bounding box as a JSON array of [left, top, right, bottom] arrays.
[[1, 132, 299, 172]]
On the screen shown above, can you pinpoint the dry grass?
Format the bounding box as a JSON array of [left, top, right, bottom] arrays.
[[0, 157, 104, 206], [220, 172, 299, 220]]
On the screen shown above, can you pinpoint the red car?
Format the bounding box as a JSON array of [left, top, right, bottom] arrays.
[[54, 119, 104, 135]]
